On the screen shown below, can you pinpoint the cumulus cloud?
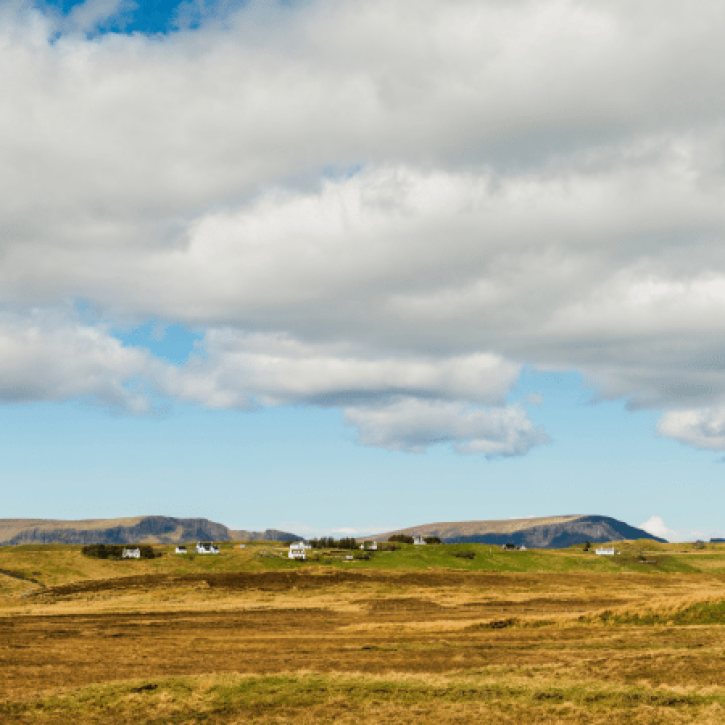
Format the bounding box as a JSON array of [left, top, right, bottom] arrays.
[[1, 0, 725, 454], [0, 311, 157, 413], [160, 330, 520, 408], [656, 408, 725, 451], [639, 516, 679, 542], [272, 522, 394, 537], [344, 399, 549, 456], [155, 330, 543, 455], [64, 0, 137, 33]]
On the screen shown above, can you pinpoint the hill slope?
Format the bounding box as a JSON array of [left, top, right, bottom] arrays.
[[0, 516, 302, 546], [370, 515, 666, 547]]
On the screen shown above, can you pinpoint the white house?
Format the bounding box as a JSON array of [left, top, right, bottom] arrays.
[[289, 542, 311, 560], [360, 541, 378, 550], [175, 545, 187, 555], [196, 542, 220, 554], [122, 548, 140, 559], [413, 536, 427, 546], [595, 547, 615, 556]]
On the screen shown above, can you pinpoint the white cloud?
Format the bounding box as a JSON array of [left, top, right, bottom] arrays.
[[656, 408, 725, 451], [65, 0, 136, 33], [1, 1, 725, 454], [161, 330, 520, 409], [344, 399, 549, 456], [0, 310, 157, 414], [271, 522, 393, 537], [639, 516, 679, 542]]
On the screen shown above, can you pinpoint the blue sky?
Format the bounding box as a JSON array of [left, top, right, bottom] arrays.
[[2, 0, 725, 540]]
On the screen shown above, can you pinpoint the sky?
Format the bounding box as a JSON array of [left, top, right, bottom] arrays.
[[1, 0, 725, 541]]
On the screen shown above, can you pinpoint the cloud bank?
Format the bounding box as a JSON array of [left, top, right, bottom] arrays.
[[639, 516, 679, 542], [2, 0, 725, 453]]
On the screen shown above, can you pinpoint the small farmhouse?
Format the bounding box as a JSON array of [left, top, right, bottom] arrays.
[[122, 548, 140, 559], [196, 542, 220, 554], [359, 541, 378, 550], [175, 545, 187, 554], [413, 536, 426, 546], [595, 547, 615, 556], [289, 542, 311, 560]]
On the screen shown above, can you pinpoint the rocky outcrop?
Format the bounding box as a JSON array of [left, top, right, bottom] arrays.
[[0, 517, 302, 546], [372, 515, 666, 548]]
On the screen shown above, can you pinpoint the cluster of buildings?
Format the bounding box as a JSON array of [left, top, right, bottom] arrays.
[[288, 535, 433, 560], [174, 542, 220, 555], [149, 539, 625, 561]]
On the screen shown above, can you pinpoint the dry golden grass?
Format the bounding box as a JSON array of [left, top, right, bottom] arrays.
[[3, 552, 725, 723]]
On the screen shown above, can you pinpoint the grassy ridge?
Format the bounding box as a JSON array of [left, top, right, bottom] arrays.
[[2, 540, 725, 594]]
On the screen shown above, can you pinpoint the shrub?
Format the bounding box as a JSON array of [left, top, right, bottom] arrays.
[[81, 544, 156, 560], [453, 551, 475, 559], [424, 536, 442, 545], [82, 544, 124, 560], [388, 535, 414, 544], [138, 545, 156, 559], [377, 544, 400, 552]]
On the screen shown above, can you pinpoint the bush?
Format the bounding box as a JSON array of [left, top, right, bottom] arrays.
[[424, 536, 442, 545], [82, 544, 124, 560], [81, 544, 156, 560], [453, 551, 475, 559], [388, 535, 414, 544], [377, 543, 399, 552]]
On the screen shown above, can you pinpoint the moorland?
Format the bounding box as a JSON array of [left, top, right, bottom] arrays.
[[2, 539, 725, 723]]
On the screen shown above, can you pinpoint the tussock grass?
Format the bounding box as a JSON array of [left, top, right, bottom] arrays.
[[4, 569, 725, 723], [585, 594, 725, 626], [3, 671, 724, 724]]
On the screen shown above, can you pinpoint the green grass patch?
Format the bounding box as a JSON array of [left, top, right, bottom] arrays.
[[1, 671, 719, 724], [593, 598, 725, 626]]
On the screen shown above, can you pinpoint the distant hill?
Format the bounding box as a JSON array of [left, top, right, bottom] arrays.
[[368, 515, 667, 548], [0, 516, 303, 546]]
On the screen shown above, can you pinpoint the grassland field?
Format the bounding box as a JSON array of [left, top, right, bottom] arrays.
[[3, 539, 725, 723]]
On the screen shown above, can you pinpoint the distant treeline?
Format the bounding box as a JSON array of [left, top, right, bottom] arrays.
[[308, 537, 358, 550], [388, 535, 442, 545], [81, 544, 156, 560]]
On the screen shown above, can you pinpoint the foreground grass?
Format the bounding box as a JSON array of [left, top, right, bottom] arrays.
[[4, 564, 725, 724], [4, 671, 725, 724], [585, 595, 725, 627]]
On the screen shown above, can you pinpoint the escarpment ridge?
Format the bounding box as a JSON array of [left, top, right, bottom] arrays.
[[0, 516, 302, 546], [369, 515, 666, 548]]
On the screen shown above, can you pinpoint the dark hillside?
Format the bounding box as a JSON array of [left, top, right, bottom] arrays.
[[371, 515, 666, 548], [0, 517, 302, 546]]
